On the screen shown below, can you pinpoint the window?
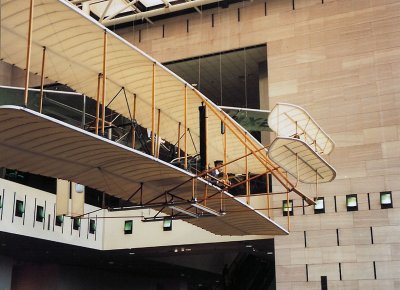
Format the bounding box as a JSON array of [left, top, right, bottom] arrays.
[[314, 197, 325, 214], [0, 195, 3, 209], [380, 191, 393, 209], [15, 200, 25, 217], [73, 218, 81, 230], [124, 220, 133, 234], [163, 217, 172, 231], [36, 205, 45, 222], [282, 200, 293, 216], [89, 219, 96, 234], [55, 215, 64, 226], [346, 194, 358, 211]]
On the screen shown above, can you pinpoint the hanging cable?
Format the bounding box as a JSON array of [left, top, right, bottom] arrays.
[[218, 1, 223, 106], [219, 53, 223, 106], [244, 47, 248, 108], [0, 0, 2, 60], [198, 3, 203, 91]]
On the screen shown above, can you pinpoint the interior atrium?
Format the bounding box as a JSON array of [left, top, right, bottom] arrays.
[[0, 0, 399, 289]]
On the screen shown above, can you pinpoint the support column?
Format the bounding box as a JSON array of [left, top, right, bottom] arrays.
[[184, 85, 187, 169], [199, 104, 207, 172], [151, 63, 156, 156], [258, 60, 269, 145]]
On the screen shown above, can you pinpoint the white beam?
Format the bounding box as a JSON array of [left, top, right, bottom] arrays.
[[102, 0, 222, 26], [100, 0, 114, 21], [169, 206, 198, 218], [103, 0, 139, 21]]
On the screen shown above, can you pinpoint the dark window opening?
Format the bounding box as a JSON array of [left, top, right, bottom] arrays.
[[73, 218, 81, 230], [380, 191, 393, 209], [15, 200, 25, 217], [163, 217, 172, 231], [89, 219, 96, 234], [346, 194, 358, 211], [55, 215, 64, 227], [36, 205, 45, 222], [124, 220, 133, 234]]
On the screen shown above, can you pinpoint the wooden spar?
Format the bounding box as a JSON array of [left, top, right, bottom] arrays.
[[131, 93, 136, 148], [23, 0, 35, 107], [101, 30, 107, 136], [223, 120, 227, 183], [245, 137, 249, 205], [156, 109, 161, 158], [184, 85, 187, 170], [177, 122, 181, 159], [39, 46, 46, 113], [286, 172, 290, 231], [267, 173, 270, 218], [192, 178, 195, 201], [203, 183, 207, 206], [95, 73, 101, 135], [204, 105, 208, 173], [191, 89, 315, 205], [151, 63, 155, 156]]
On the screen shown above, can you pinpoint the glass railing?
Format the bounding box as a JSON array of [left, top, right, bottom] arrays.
[[0, 85, 88, 127]]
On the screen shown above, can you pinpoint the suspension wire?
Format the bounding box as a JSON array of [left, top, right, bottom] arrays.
[[219, 53, 222, 105], [241, 0, 248, 109], [187, 128, 198, 154], [198, 2, 203, 91], [244, 47, 248, 108], [218, 1, 223, 106], [122, 88, 133, 120], [105, 87, 124, 108], [0, 0, 2, 60]]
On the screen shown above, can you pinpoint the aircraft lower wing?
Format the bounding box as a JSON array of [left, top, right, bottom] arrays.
[[0, 106, 288, 236]]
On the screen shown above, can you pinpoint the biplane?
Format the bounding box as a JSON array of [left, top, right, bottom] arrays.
[[0, 0, 335, 236]]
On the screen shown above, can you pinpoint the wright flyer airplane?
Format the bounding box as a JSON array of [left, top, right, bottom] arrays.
[[0, 0, 336, 236]]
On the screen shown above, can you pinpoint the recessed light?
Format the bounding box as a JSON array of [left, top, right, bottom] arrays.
[[108, 261, 114, 265], [129, 252, 135, 255], [245, 244, 253, 248], [174, 248, 178, 253], [267, 252, 273, 255]]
